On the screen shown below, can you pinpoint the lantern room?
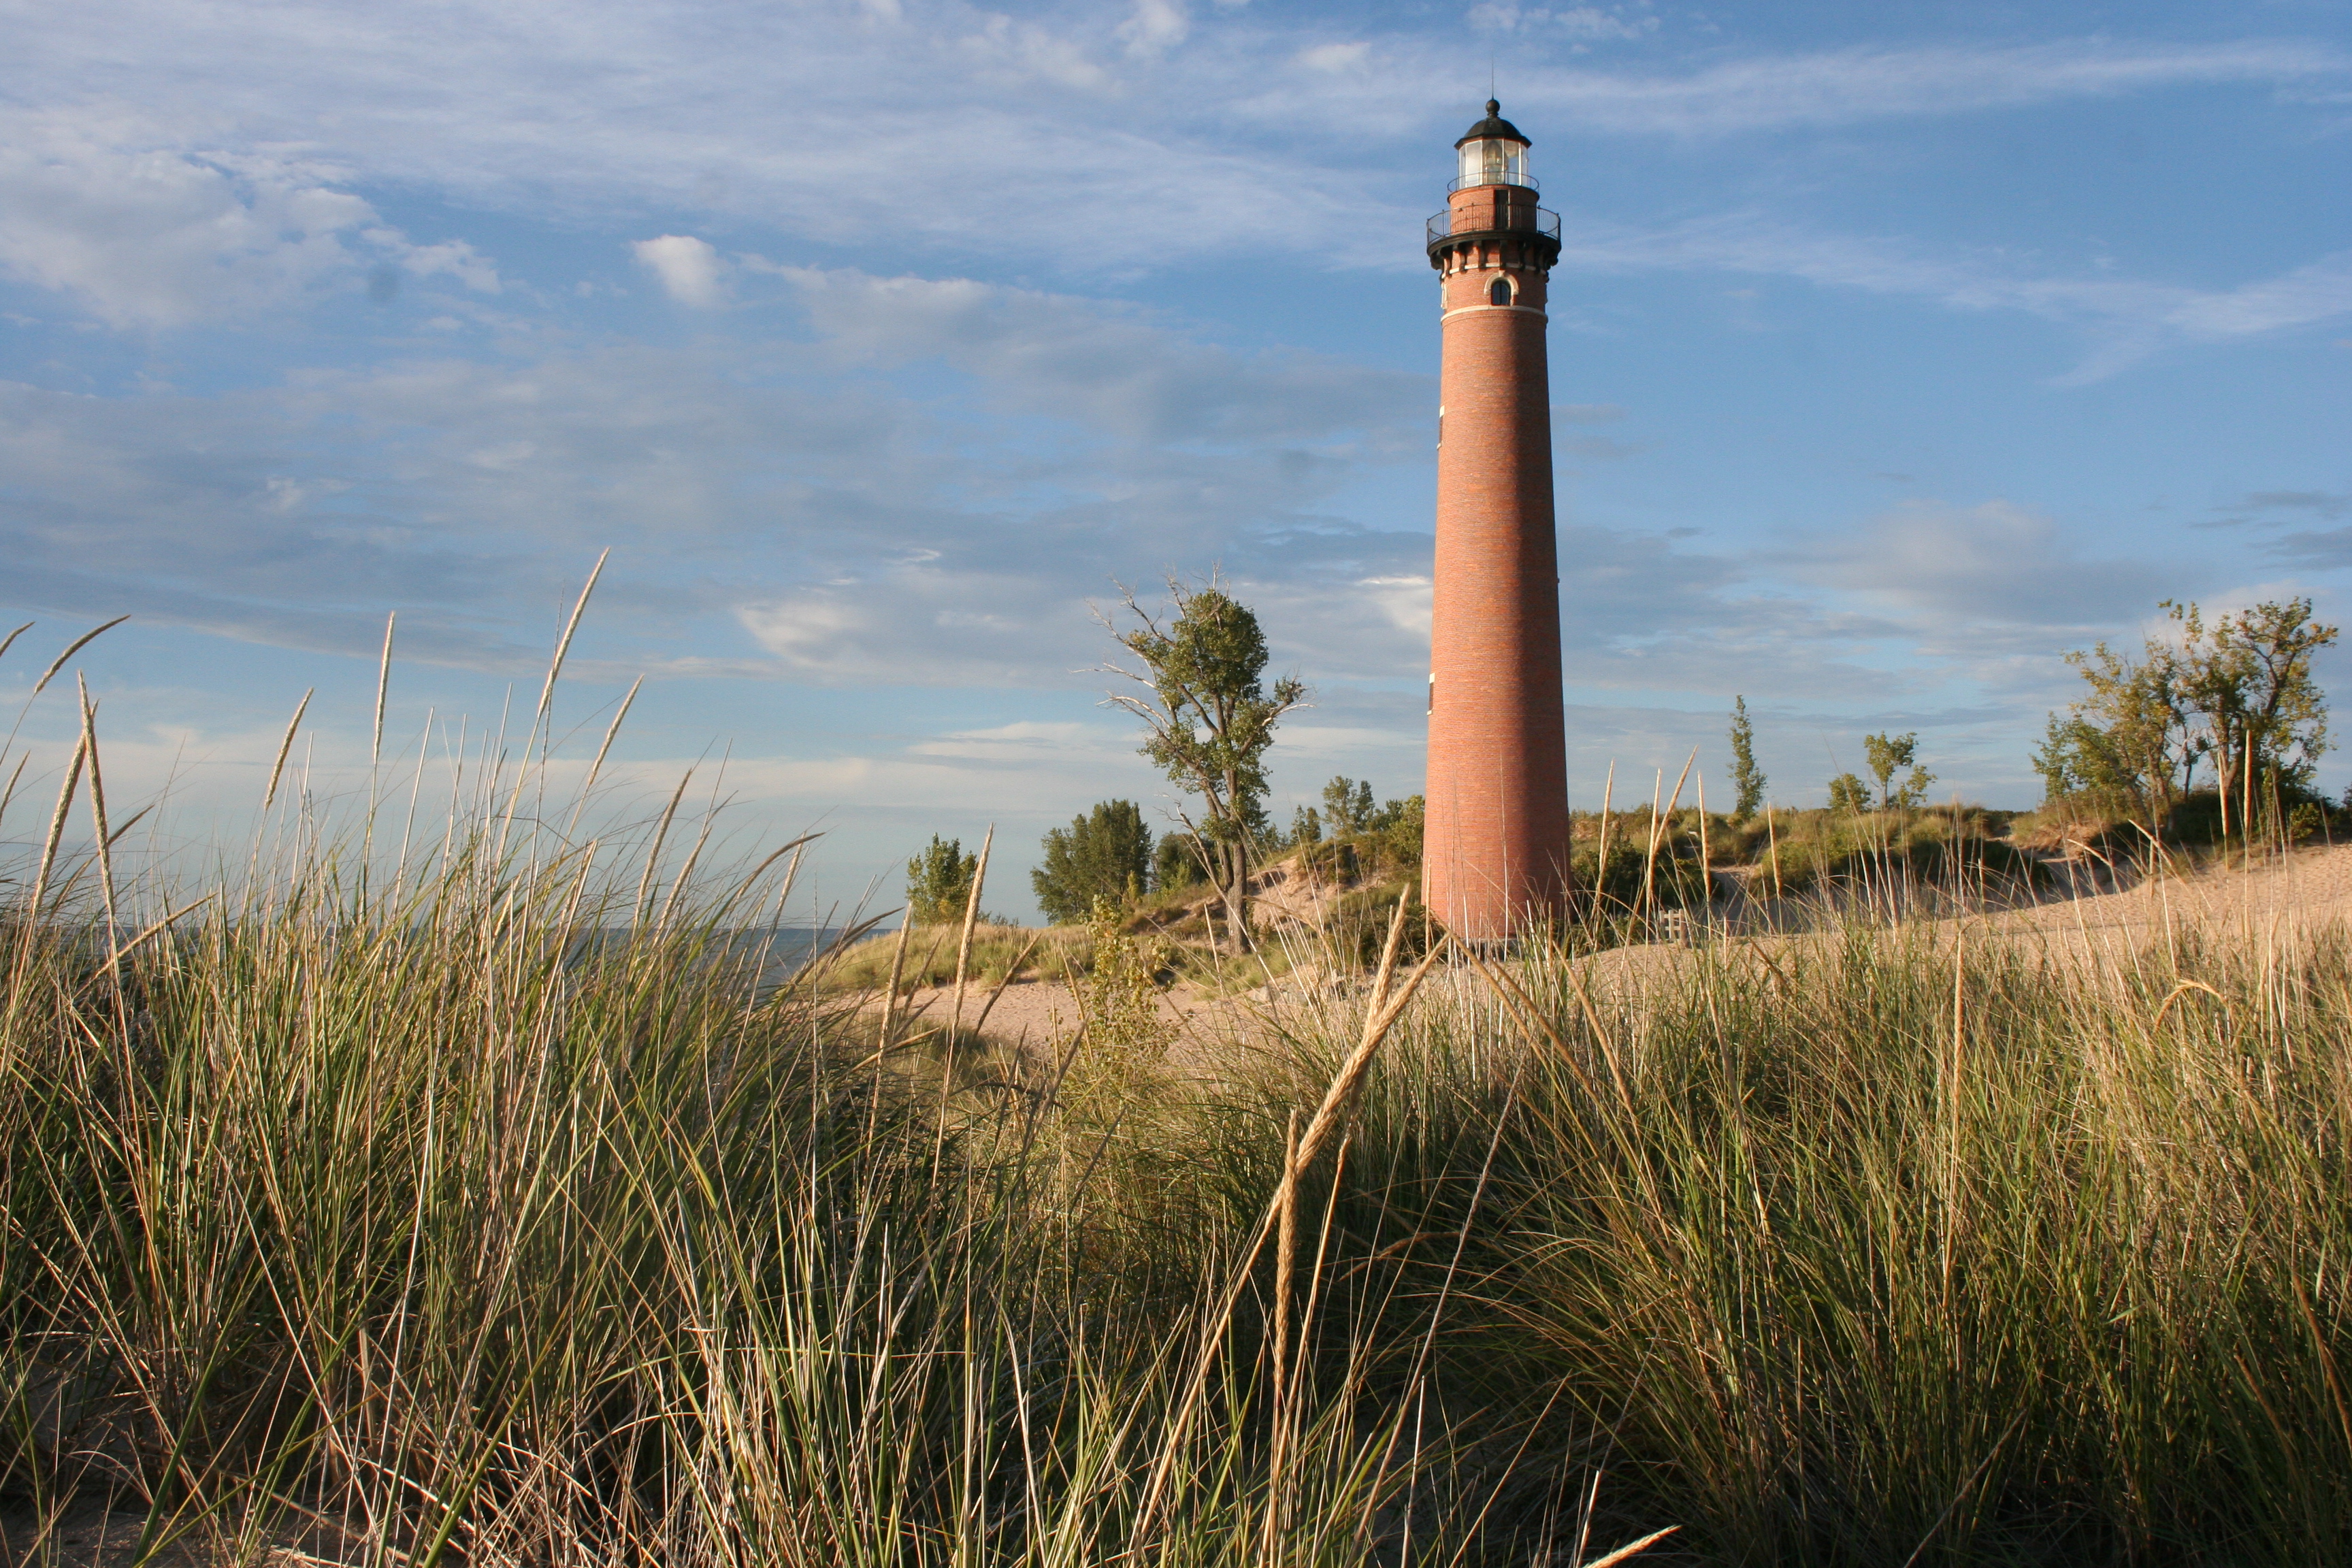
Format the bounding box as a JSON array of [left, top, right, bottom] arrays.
[[1453, 99, 1533, 190]]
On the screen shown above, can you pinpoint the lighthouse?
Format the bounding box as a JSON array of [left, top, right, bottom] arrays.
[[1422, 101, 1571, 939]]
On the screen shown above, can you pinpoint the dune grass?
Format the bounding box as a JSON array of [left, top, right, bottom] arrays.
[[4, 659, 2351, 1562]]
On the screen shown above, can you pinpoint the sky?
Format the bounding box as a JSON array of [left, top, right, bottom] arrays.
[[2, 0, 2347, 921]]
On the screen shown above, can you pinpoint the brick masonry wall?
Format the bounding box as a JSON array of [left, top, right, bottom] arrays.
[[1423, 193, 1571, 937]]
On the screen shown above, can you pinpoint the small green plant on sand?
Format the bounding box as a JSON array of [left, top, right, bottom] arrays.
[[1062, 896, 1173, 1115]]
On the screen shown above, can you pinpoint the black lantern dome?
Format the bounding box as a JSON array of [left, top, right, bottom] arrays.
[[1454, 99, 1530, 148], [1453, 99, 1533, 189]]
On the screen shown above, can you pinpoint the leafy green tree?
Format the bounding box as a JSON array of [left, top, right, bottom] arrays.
[[2170, 597, 2338, 806], [2039, 598, 2336, 837], [1727, 696, 1766, 821], [906, 835, 977, 925], [1105, 579, 1307, 953], [2040, 629, 2194, 830], [1370, 794, 1426, 870], [1152, 831, 1207, 892], [1827, 772, 1872, 815], [1031, 800, 1154, 925], [1288, 804, 1322, 847], [1861, 732, 1935, 810], [1320, 777, 1375, 835]]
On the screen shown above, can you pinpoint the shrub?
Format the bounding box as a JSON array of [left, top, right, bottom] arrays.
[[906, 832, 978, 924]]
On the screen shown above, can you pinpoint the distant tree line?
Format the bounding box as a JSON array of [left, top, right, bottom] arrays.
[[1023, 773, 1424, 928], [917, 593, 2339, 938]]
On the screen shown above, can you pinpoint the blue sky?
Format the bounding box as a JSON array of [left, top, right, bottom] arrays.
[[3, 0, 2347, 919]]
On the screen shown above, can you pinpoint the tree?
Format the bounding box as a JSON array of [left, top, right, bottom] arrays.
[[1827, 772, 1872, 815], [1104, 579, 1308, 954], [1288, 804, 1322, 847], [2038, 598, 2336, 838], [1861, 732, 1935, 810], [1320, 777, 1375, 835], [1031, 800, 1153, 925], [2170, 598, 2338, 823], [1153, 831, 1207, 892], [2039, 627, 2195, 831], [1727, 696, 1766, 820], [906, 835, 977, 925]]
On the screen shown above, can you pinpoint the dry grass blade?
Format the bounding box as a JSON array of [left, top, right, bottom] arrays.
[[1654, 747, 1697, 857], [1294, 921, 1450, 1171], [878, 909, 915, 1049], [721, 834, 821, 917], [1273, 1107, 1301, 1414], [0, 621, 32, 664], [264, 689, 313, 811], [373, 610, 396, 766], [653, 782, 723, 931], [565, 673, 642, 839], [77, 678, 118, 963], [29, 615, 129, 700], [1367, 885, 1411, 1013], [1559, 957, 1634, 1112], [1138, 915, 1450, 1533], [2152, 978, 2227, 1030], [968, 928, 1042, 1039], [1640, 769, 1663, 919], [1594, 760, 1615, 917], [1582, 1524, 1680, 1566], [634, 768, 695, 923], [0, 753, 27, 832], [110, 895, 216, 964], [26, 732, 88, 919], [1264, 1105, 1303, 1562], [535, 550, 608, 730], [1696, 770, 1712, 921], [947, 824, 994, 1041]]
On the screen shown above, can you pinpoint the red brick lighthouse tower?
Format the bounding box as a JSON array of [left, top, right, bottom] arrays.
[[1423, 101, 1570, 938]]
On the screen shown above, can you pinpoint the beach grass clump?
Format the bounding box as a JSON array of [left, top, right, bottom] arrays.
[[6, 674, 2352, 1563], [0, 758, 1533, 1565], [1249, 917, 2352, 1563]]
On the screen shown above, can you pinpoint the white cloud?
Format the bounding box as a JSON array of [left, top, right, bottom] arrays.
[[6, 7, 2333, 293], [0, 116, 376, 327], [1467, 4, 1659, 43], [1297, 41, 1369, 74], [0, 267, 1438, 683], [1115, 0, 1188, 59], [1358, 574, 1432, 638], [380, 233, 502, 293], [1778, 500, 2162, 634], [1512, 38, 2342, 136], [1557, 215, 2352, 378], [775, 263, 1425, 444], [0, 110, 506, 328], [960, 14, 1111, 91], [633, 234, 725, 308]]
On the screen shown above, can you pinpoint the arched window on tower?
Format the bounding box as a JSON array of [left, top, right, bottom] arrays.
[[1489, 278, 1512, 307]]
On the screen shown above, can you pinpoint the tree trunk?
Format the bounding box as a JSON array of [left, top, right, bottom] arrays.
[[1222, 836, 1252, 954]]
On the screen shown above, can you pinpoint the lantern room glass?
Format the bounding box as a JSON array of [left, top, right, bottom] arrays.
[[1456, 137, 1530, 189]]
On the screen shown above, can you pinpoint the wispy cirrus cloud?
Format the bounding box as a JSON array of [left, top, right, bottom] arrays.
[[1524, 38, 2343, 137], [1252, 34, 2347, 140], [1557, 214, 2352, 379], [4, 3, 2342, 293]]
